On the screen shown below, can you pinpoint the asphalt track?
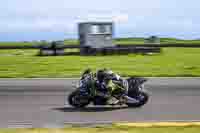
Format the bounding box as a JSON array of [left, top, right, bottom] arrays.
[[0, 78, 200, 128]]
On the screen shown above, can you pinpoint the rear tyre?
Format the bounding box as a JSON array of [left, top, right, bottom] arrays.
[[126, 91, 149, 107], [68, 90, 90, 108]]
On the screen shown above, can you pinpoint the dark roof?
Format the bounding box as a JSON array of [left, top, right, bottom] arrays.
[[78, 22, 113, 25]]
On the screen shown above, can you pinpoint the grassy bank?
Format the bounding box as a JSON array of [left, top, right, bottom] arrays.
[[0, 48, 199, 78], [0, 42, 40, 47], [0, 126, 200, 133], [114, 37, 200, 45]]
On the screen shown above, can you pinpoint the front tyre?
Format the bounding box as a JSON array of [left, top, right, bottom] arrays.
[[68, 90, 90, 108], [126, 91, 149, 107]]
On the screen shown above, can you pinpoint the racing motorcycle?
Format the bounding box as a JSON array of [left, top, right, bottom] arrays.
[[67, 73, 149, 108]]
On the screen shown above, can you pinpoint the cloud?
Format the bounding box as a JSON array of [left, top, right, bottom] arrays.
[[0, 0, 200, 41]]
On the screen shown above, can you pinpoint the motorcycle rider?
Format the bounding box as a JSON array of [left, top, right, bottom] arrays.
[[96, 68, 138, 105], [96, 68, 139, 105], [82, 68, 139, 105]]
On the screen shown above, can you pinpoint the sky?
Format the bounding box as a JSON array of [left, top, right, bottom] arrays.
[[0, 0, 200, 41]]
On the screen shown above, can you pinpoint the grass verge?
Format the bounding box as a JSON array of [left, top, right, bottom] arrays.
[[0, 48, 199, 78], [0, 125, 200, 133]]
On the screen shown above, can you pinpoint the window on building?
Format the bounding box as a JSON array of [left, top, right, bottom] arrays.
[[90, 25, 112, 34], [101, 25, 112, 34], [90, 25, 100, 34]]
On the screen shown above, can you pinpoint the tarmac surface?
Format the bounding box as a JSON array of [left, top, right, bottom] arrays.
[[0, 78, 200, 128]]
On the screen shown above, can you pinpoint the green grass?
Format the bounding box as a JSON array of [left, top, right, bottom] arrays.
[[114, 37, 146, 45], [0, 39, 79, 47], [0, 126, 200, 133], [0, 42, 40, 47], [0, 48, 199, 78], [158, 38, 200, 45], [114, 37, 200, 45], [64, 39, 79, 45]]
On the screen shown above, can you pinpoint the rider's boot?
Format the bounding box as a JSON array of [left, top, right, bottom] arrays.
[[107, 96, 119, 105]]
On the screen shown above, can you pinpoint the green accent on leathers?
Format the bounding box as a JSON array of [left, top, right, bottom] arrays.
[[106, 80, 124, 94]]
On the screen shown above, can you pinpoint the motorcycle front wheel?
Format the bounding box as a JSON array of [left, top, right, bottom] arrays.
[[68, 90, 90, 108]]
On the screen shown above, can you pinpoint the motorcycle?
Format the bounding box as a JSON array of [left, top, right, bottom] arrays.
[[67, 73, 149, 108]]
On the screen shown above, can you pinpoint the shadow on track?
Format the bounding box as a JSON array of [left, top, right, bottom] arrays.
[[54, 106, 128, 112]]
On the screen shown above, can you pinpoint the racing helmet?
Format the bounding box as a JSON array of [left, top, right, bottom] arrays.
[[104, 69, 120, 80], [102, 69, 115, 80]]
